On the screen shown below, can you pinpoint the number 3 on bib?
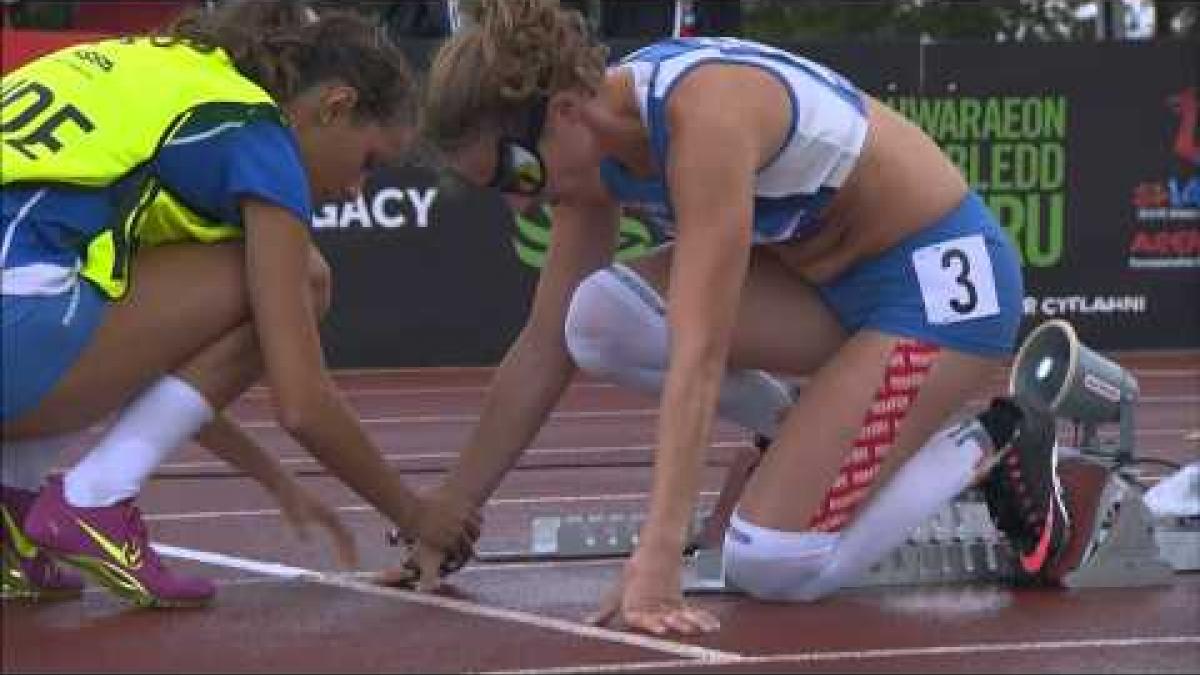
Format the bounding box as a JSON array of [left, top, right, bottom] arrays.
[[911, 235, 1000, 325]]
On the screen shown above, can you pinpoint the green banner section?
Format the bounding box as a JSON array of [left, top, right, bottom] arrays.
[[513, 206, 658, 269], [886, 95, 1068, 268]]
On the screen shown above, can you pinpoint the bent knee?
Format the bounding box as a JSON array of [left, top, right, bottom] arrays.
[[564, 266, 663, 375], [722, 512, 839, 602], [308, 246, 333, 319], [564, 270, 614, 373]]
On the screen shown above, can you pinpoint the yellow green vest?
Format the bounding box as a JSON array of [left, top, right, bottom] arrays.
[[1, 38, 286, 299]]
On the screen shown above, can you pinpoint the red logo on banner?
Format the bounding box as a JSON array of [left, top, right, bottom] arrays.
[[1127, 86, 1199, 270], [1132, 182, 1170, 209], [1168, 87, 1198, 166]]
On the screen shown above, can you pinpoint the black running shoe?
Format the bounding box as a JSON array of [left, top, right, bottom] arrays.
[[979, 398, 1073, 584]]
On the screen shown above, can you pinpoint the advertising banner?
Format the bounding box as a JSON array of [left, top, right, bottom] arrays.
[[910, 41, 1198, 350], [311, 166, 537, 367], [5, 31, 1193, 364], [313, 40, 1196, 365]]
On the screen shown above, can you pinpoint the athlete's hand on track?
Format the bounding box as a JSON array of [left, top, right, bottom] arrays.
[[587, 545, 720, 636], [273, 479, 359, 570], [374, 486, 481, 590]]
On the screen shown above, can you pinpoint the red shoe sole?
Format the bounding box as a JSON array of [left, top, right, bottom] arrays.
[[1043, 455, 1112, 584]]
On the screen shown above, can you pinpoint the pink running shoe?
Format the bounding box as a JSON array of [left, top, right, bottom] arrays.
[[23, 477, 215, 608], [1, 485, 84, 601]]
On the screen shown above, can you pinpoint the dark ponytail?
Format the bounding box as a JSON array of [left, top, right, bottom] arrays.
[[164, 0, 416, 124]]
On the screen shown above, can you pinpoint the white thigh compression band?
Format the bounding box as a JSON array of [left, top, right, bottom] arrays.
[[723, 512, 839, 601], [564, 263, 794, 438]]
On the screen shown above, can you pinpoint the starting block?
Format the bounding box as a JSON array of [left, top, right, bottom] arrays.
[[1060, 466, 1176, 588], [683, 494, 1020, 594], [684, 471, 1186, 594], [510, 470, 1188, 593], [507, 492, 1015, 585]]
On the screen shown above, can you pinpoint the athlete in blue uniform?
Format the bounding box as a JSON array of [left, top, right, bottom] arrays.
[[1, 1, 476, 607], [406, 0, 1070, 634]]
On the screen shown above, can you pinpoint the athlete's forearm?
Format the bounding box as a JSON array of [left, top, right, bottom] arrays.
[[641, 352, 725, 554], [444, 327, 577, 507], [195, 412, 294, 495], [286, 381, 423, 533]]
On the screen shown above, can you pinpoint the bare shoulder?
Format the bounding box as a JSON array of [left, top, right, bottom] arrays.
[[666, 62, 791, 124], [664, 62, 792, 167]]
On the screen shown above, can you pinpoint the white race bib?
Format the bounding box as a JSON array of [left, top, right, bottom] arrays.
[[912, 234, 1001, 325]]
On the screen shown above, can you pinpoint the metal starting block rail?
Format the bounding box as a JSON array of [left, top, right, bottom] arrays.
[[491, 474, 1192, 591], [524, 510, 709, 559], [682, 503, 1020, 593]]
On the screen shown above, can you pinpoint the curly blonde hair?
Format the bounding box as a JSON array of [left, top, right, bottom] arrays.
[[422, 0, 608, 153]]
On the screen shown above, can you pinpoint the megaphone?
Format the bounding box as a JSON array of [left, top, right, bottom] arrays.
[[1009, 319, 1139, 462]]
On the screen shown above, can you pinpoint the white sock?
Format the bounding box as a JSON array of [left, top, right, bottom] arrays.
[[64, 375, 214, 507], [565, 263, 794, 438], [722, 420, 990, 602], [723, 512, 838, 600], [1, 433, 82, 492]]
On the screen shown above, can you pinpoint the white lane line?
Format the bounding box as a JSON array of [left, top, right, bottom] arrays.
[[153, 544, 311, 578], [221, 396, 1199, 428], [241, 382, 619, 398], [480, 636, 1200, 675], [249, 373, 1200, 399], [144, 491, 721, 523], [315, 364, 1198, 381], [154, 442, 746, 473], [317, 364, 1200, 377], [146, 439, 1187, 481], [236, 409, 656, 429], [153, 543, 740, 662], [456, 558, 625, 573]]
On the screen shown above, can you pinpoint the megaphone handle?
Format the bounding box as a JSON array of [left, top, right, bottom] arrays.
[[1080, 421, 1099, 450], [1117, 392, 1136, 465]]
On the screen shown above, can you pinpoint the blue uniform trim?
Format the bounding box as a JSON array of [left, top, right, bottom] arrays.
[[754, 188, 836, 241], [646, 59, 801, 177], [712, 45, 865, 115], [1, 118, 311, 272], [156, 119, 312, 227], [1, 282, 107, 420], [0, 117, 313, 419], [817, 192, 1025, 358], [608, 38, 866, 244], [599, 160, 671, 212]]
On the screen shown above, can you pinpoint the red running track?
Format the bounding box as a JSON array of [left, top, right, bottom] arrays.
[[3, 352, 1198, 673]]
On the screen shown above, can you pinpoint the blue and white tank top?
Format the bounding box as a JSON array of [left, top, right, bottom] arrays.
[[600, 37, 868, 243]]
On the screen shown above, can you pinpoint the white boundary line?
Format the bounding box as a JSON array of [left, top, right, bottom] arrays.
[[480, 636, 1200, 675], [152, 543, 740, 663], [144, 491, 721, 523]]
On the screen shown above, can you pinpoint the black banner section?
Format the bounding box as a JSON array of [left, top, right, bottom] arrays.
[[312, 40, 1198, 367], [311, 166, 536, 367], [914, 41, 1199, 351]]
